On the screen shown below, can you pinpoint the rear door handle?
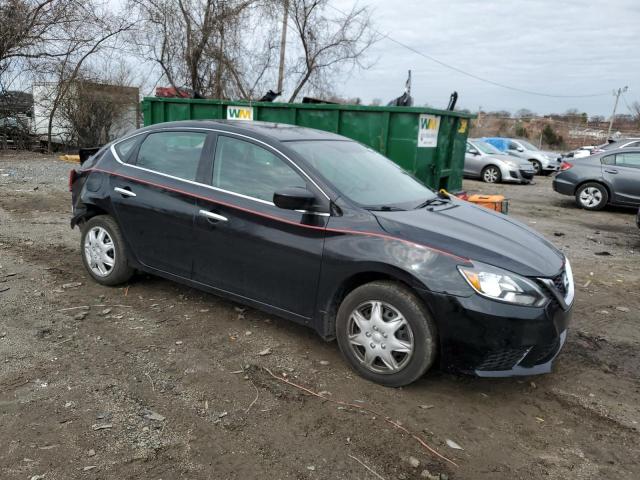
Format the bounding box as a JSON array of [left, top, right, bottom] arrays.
[[604, 168, 618, 174], [114, 187, 136, 197], [199, 210, 228, 222]]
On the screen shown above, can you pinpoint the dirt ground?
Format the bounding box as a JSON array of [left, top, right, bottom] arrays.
[[1, 151, 639, 480]]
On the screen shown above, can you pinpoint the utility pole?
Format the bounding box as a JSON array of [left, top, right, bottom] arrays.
[[607, 86, 628, 139], [277, 0, 289, 94]]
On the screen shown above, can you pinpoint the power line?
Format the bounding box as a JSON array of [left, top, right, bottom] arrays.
[[326, 2, 612, 99]]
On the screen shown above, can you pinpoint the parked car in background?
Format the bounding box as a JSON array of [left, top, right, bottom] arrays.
[[564, 146, 595, 159], [592, 137, 640, 154], [70, 120, 574, 386], [465, 139, 535, 184], [483, 137, 562, 175], [553, 148, 640, 210]]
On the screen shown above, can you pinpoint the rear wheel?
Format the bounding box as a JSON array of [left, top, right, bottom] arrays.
[[336, 281, 437, 387], [575, 182, 608, 210], [481, 165, 501, 183], [81, 215, 134, 286]]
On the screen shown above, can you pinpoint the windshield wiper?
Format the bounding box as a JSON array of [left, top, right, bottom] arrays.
[[366, 205, 406, 212], [414, 191, 452, 209]]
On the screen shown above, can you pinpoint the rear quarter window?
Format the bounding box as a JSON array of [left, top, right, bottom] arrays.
[[114, 136, 139, 163]]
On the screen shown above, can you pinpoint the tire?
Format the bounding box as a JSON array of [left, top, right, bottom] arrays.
[[530, 160, 542, 175], [336, 281, 437, 387], [575, 182, 608, 211], [481, 165, 501, 183], [80, 215, 134, 286]]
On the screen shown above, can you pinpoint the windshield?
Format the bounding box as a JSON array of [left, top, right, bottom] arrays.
[[286, 140, 435, 209], [474, 141, 502, 155], [517, 140, 540, 151]]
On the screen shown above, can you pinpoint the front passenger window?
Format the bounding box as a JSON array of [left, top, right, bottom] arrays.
[[136, 131, 207, 181], [212, 135, 306, 202]]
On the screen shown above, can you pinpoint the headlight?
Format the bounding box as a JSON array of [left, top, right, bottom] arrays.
[[458, 261, 547, 307]]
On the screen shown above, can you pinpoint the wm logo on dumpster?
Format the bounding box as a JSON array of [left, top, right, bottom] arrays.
[[227, 106, 254, 121]]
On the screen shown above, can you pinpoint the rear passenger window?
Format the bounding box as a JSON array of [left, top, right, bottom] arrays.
[[616, 152, 640, 168], [136, 132, 207, 181], [212, 135, 306, 202], [601, 155, 615, 165]]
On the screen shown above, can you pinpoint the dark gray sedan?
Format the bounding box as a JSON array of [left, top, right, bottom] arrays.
[[553, 148, 640, 210]]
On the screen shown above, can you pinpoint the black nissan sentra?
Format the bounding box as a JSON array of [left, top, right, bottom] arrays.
[[70, 121, 574, 386]]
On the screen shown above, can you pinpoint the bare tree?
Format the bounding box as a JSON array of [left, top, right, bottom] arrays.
[[130, 0, 277, 99], [0, 0, 78, 91], [285, 0, 377, 102], [59, 66, 138, 147], [36, 5, 135, 150]]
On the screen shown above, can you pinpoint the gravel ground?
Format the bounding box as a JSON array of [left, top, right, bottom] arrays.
[[0, 151, 639, 480]]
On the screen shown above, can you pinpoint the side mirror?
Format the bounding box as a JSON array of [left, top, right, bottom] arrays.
[[517, 147, 525, 152], [470, 149, 480, 155], [273, 187, 316, 211]]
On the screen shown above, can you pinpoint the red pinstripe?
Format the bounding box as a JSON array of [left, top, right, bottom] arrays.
[[85, 167, 469, 263]]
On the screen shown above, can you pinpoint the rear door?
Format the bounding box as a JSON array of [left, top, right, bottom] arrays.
[[110, 130, 212, 278], [192, 134, 328, 319], [602, 151, 640, 206]]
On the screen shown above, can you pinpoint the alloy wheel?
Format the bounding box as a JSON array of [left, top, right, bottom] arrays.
[[84, 226, 115, 277], [579, 187, 603, 208], [346, 300, 414, 374], [483, 167, 499, 183]]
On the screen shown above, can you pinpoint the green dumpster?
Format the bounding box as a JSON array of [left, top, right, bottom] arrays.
[[141, 97, 474, 192]]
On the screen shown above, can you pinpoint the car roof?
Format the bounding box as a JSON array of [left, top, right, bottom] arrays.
[[135, 120, 348, 143]]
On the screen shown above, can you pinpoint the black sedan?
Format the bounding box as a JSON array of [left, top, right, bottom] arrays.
[[553, 148, 640, 210], [70, 120, 574, 386]]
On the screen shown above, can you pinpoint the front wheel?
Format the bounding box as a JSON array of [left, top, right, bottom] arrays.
[[336, 281, 437, 387], [531, 160, 542, 175], [80, 215, 134, 286], [481, 165, 501, 183]]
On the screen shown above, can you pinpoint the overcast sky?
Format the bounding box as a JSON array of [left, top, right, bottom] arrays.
[[337, 0, 640, 115]]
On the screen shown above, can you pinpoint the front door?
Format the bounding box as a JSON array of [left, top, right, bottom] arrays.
[[602, 151, 640, 206], [110, 130, 211, 278], [192, 134, 328, 320], [464, 142, 483, 176]]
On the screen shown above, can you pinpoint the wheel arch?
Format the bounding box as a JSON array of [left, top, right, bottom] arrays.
[[318, 264, 429, 340], [574, 179, 611, 198], [71, 201, 111, 228]]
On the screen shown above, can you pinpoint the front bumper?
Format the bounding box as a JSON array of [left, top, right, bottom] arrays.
[[503, 165, 535, 183], [417, 289, 572, 376]]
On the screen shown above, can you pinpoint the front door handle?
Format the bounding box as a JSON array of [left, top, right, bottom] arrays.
[[114, 187, 136, 197], [199, 210, 228, 222], [604, 168, 618, 174]]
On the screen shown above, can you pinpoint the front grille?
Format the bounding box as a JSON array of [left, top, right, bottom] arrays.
[[519, 337, 561, 367], [477, 347, 529, 371]]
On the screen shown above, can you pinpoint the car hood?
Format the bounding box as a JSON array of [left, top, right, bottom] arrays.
[[373, 200, 564, 277]]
